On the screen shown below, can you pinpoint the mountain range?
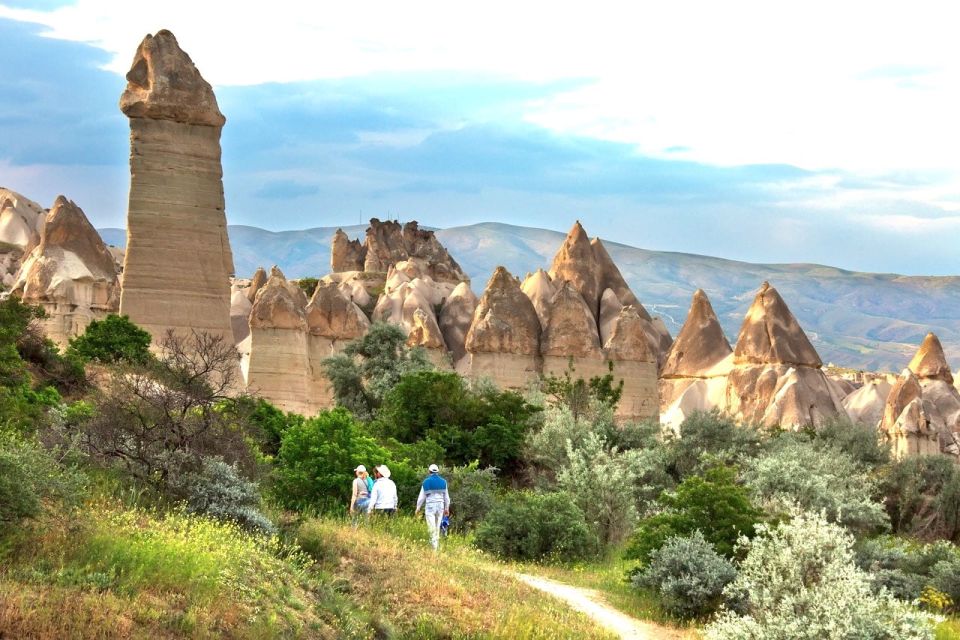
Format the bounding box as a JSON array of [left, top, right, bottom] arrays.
[[98, 222, 960, 372]]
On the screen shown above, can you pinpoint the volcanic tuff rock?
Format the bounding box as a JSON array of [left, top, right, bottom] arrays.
[[842, 379, 892, 428], [249, 267, 307, 330], [604, 306, 655, 363], [541, 281, 602, 358], [305, 281, 370, 339], [465, 267, 541, 355], [119, 30, 235, 344], [662, 289, 732, 378], [0, 188, 45, 250], [733, 281, 821, 367], [439, 282, 478, 365], [879, 369, 941, 458], [331, 229, 365, 272], [246, 266, 267, 303], [908, 333, 954, 384], [11, 196, 119, 344], [407, 307, 447, 350], [548, 221, 600, 320], [521, 269, 556, 330]]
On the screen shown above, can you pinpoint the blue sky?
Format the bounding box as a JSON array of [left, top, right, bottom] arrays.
[[2, 1, 960, 275]]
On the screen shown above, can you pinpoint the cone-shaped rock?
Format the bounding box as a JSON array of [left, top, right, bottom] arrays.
[[119, 30, 235, 344], [842, 379, 892, 428], [549, 221, 600, 319], [604, 306, 655, 362], [407, 307, 447, 350], [439, 282, 477, 363], [591, 237, 645, 315], [541, 281, 602, 358], [908, 333, 954, 384], [465, 267, 540, 355], [598, 288, 623, 345], [880, 369, 924, 432], [246, 267, 267, 303], [521, 268, 555, 330], [0, 187, 45, 250], [331, 229, 365, 272], [305, 281, 369, 339], [733, 282, 821, 367], [662, 289, 732, 378], [249, 267, 306, 330], [11, 196, 119, 344]]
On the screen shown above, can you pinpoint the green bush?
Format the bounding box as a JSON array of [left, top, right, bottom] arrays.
[[473, 491, 599, 561], [813, 417, 890, 468], [0, 433, 86, 530], [744, 436, 889, 535], [625, 466, 763, 564], [705, 511, 936, 640], [67, 314, 152, 365], [857, 536, 960, 612], [634, 531, 737, 620], [882, 455, 960, 542], [664, 410, 764, 481], [446, 463, 498, 533]]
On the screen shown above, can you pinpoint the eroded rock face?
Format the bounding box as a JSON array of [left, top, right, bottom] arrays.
[[407, 307, 446, 350], [249, 267, 307, 331], [662, 289, 732, 378], [909, 333, 954, 384], [246, 267, 267, 303], [541, 281, 601, 359], [549, 221, 600, 320], [843, 379, 892, 428], [439, 282, 477, 364], [879, 369, 941, 458], [521, 269, 556, 330], [11, 196, 119, 344], [305, 281, 370, 340], [590, 237, 643, 312], [465, 267, 541, 356], [331, 229, 365, 272], [604, 306, 655, 363], [119, 30, 235, 345], [0, 188, 45, 250], [733, 282, 821, 367]]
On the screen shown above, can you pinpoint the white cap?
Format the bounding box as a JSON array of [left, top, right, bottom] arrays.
[[428, 464, 440, 473], [354, 465, 367, 473]]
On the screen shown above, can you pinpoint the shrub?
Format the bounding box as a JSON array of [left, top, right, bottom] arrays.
[[743, 436, 889, 535], [167, 455, 275, 534], [625, 466, 763, 564], [813, 416, 890, 468], [882, 455, 960, 542], [473, 491, 599, 561], [445, 463, 498, 533], [705, 511, 937, 640], [67, 314, 152, 365], [664, 410, 764, 481], [558, 432, 638, 545], [540, 359, 623, 419], [634, 531, 736, 619], [857, 536, 960, 612], [0, 433, 86, 530], [525, 404, 594, 476]]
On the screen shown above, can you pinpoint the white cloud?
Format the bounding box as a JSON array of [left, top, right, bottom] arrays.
[[2, 0, 960, 183]]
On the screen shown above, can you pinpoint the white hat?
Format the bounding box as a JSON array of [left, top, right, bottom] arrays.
[[428, 464, 440, 473], [376, 465, 391, 479], [354, 465, 367, 473]]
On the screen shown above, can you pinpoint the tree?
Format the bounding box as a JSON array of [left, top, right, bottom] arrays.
[[321, 322, 431, 420], [67, 314, 152, 365], [541, 358, 623, 420]]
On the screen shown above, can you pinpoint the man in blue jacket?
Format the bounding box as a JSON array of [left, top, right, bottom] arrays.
[[415, 463, 450, 551]]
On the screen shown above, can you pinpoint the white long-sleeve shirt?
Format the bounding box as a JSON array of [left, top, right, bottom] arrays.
[[367, 477, 398, 512]]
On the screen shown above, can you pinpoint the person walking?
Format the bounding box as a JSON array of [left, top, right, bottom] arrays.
[[415, 463, 450, 552], [349, 465, 372, 527], [367, 465, 398, 516]]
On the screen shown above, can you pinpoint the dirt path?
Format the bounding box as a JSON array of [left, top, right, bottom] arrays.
[[513, 573, 686, 640]]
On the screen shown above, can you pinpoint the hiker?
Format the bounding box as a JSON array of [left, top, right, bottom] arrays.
[[415, 463, 450, 551], [349, 464, 373, 526], [367, 465, 398, 516]]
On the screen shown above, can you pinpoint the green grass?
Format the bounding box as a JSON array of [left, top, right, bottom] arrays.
[[938, 618, 960, 639]]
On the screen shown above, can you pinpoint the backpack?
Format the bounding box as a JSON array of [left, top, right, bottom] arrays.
[[366, 476, 375, 494]]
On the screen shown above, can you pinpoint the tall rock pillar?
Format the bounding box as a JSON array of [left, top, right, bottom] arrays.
[[118, 30, 235, 343]]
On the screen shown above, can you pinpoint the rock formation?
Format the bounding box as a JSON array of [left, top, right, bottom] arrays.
[[843, 378, 892, 428], [118, 30, 235, 345], [659, 289, 734, 428], [878, 369, 941, 458], [732, 282, 821, 368], [521, 269, 556, 330], [604, 306, 659, 419], [464, 267, 542, 389], [0, 188, 46, 288], [246, 266, 267, 303], [245, 267, 310, 414], [439, 282, 478, 368], [541, 281, 603, 378], [331, 219, 468, 283], [11, 196, 119, 344]]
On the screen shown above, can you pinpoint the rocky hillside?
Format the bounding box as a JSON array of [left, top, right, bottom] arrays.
[[98, 222, 960, 372]]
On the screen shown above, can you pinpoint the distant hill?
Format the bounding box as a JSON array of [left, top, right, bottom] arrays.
[[99, 222, 960, 372]]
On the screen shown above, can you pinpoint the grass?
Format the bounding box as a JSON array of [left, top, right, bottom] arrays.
[[0, 501, 374, 639], [296, 514, 620, 639]]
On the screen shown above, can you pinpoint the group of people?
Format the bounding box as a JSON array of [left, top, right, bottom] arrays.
[[349, 463, 451, 551]]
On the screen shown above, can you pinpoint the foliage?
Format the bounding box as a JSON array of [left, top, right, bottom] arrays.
[[473, 491, 600, 561], [634, 530, 737, 619], [882, 455, 960, 542], [376, 370, 540, 474], [558, 432, 638, 545], [663, 410, 764, 481], [857, 536, 960, 613], [446, 462, 498, 533], [625, 465, 764, 564], [295, 277, 319, 297], [166, 455, 275, 534], [813, 416, 890, 468], [540, 358, 623, 420], [321, 322, 432, 420], [75, 330, 255, 492], [705, 511, 937, 640], [743, 436, 889, 535], [0, 432, 86, 530], [67, 314, 152, 365]]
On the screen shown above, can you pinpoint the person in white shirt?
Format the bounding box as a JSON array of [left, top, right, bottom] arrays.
[[367, 465, 398, 516], [415, 463, 450, 551]]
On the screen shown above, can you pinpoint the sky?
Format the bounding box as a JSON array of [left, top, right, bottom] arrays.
[[1, 0, 960, 275]]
